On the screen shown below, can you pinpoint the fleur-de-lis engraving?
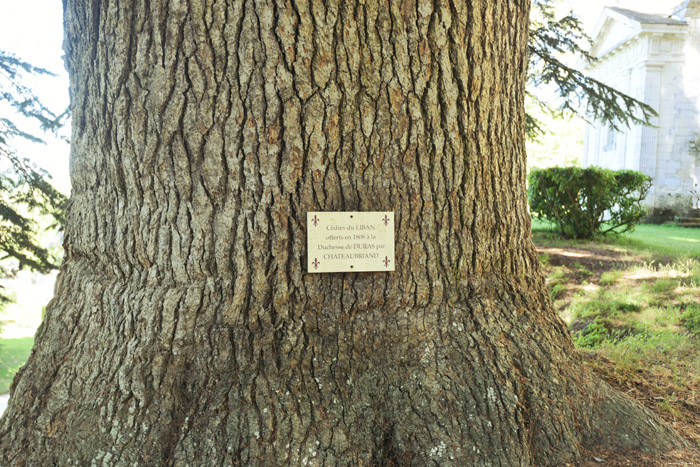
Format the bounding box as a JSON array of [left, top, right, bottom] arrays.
[[312, 215, 320, 227], [383, 214, 390, 226], [383, 256, 390, 268], [313, 258, 320, 270]]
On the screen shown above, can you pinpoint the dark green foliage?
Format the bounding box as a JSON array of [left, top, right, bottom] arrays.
[[527, 0, 657, 139], [573, 317, 637, 348], [549, 282, 566, 301], [681, 304, 700, 335], [0, 50, 67, 305], [528, 166, 651, 239], [573, 318, 611, 348]]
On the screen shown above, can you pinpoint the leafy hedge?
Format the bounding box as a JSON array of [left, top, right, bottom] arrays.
[[528, 166, 651, 239]]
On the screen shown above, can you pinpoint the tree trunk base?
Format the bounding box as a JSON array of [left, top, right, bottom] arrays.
[[0, 275, 688, 466]]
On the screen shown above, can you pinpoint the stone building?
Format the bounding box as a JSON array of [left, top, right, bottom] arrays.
[[582, 1, 700, 216]]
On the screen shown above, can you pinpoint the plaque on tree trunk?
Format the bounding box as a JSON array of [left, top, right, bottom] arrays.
[[307, 211, 395, 273]]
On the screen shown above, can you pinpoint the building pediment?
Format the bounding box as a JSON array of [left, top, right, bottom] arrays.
[[589, 7, 687, 59]]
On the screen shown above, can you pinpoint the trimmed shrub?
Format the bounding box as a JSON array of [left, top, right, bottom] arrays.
[[528, 166, 651, 239]]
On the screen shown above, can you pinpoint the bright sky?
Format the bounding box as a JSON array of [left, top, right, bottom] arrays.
[[564, 0, 676, 33], [0, 0, 70, 194]]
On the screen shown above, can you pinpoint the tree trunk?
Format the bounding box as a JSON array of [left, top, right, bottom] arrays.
[[0, 0, 684, 465]]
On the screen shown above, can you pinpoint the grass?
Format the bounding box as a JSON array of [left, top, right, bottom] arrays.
[[532, 218, 700, 445], [681, 303, 700, 334], [621, 224, 700, 257], [600, 270, 623, 286], [532, 218, 700, 258], [0, 337, 33, 394]]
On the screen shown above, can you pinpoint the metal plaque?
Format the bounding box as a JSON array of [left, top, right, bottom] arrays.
[[307, 211, 395, 273]]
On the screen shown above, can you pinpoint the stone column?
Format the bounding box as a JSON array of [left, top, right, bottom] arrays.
[[639, 63, 662, 205]]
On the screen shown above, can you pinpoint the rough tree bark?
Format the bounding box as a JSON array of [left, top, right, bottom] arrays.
[[0, 0, 685, 465]]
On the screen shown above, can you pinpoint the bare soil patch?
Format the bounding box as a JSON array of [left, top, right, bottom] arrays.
[[537, 246, 643, 275], [537, 245, 643, 314]]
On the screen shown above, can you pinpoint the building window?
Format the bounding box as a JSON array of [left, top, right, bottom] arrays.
[[604, 125, 616, 151]]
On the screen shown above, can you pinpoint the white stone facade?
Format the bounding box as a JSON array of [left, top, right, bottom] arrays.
[[582, 1, 700, 215]]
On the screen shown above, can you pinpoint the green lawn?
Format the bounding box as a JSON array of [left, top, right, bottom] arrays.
[[532, 218, 700, 257], [0, 337, 33, 394], [620, 224, 700, 256]]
